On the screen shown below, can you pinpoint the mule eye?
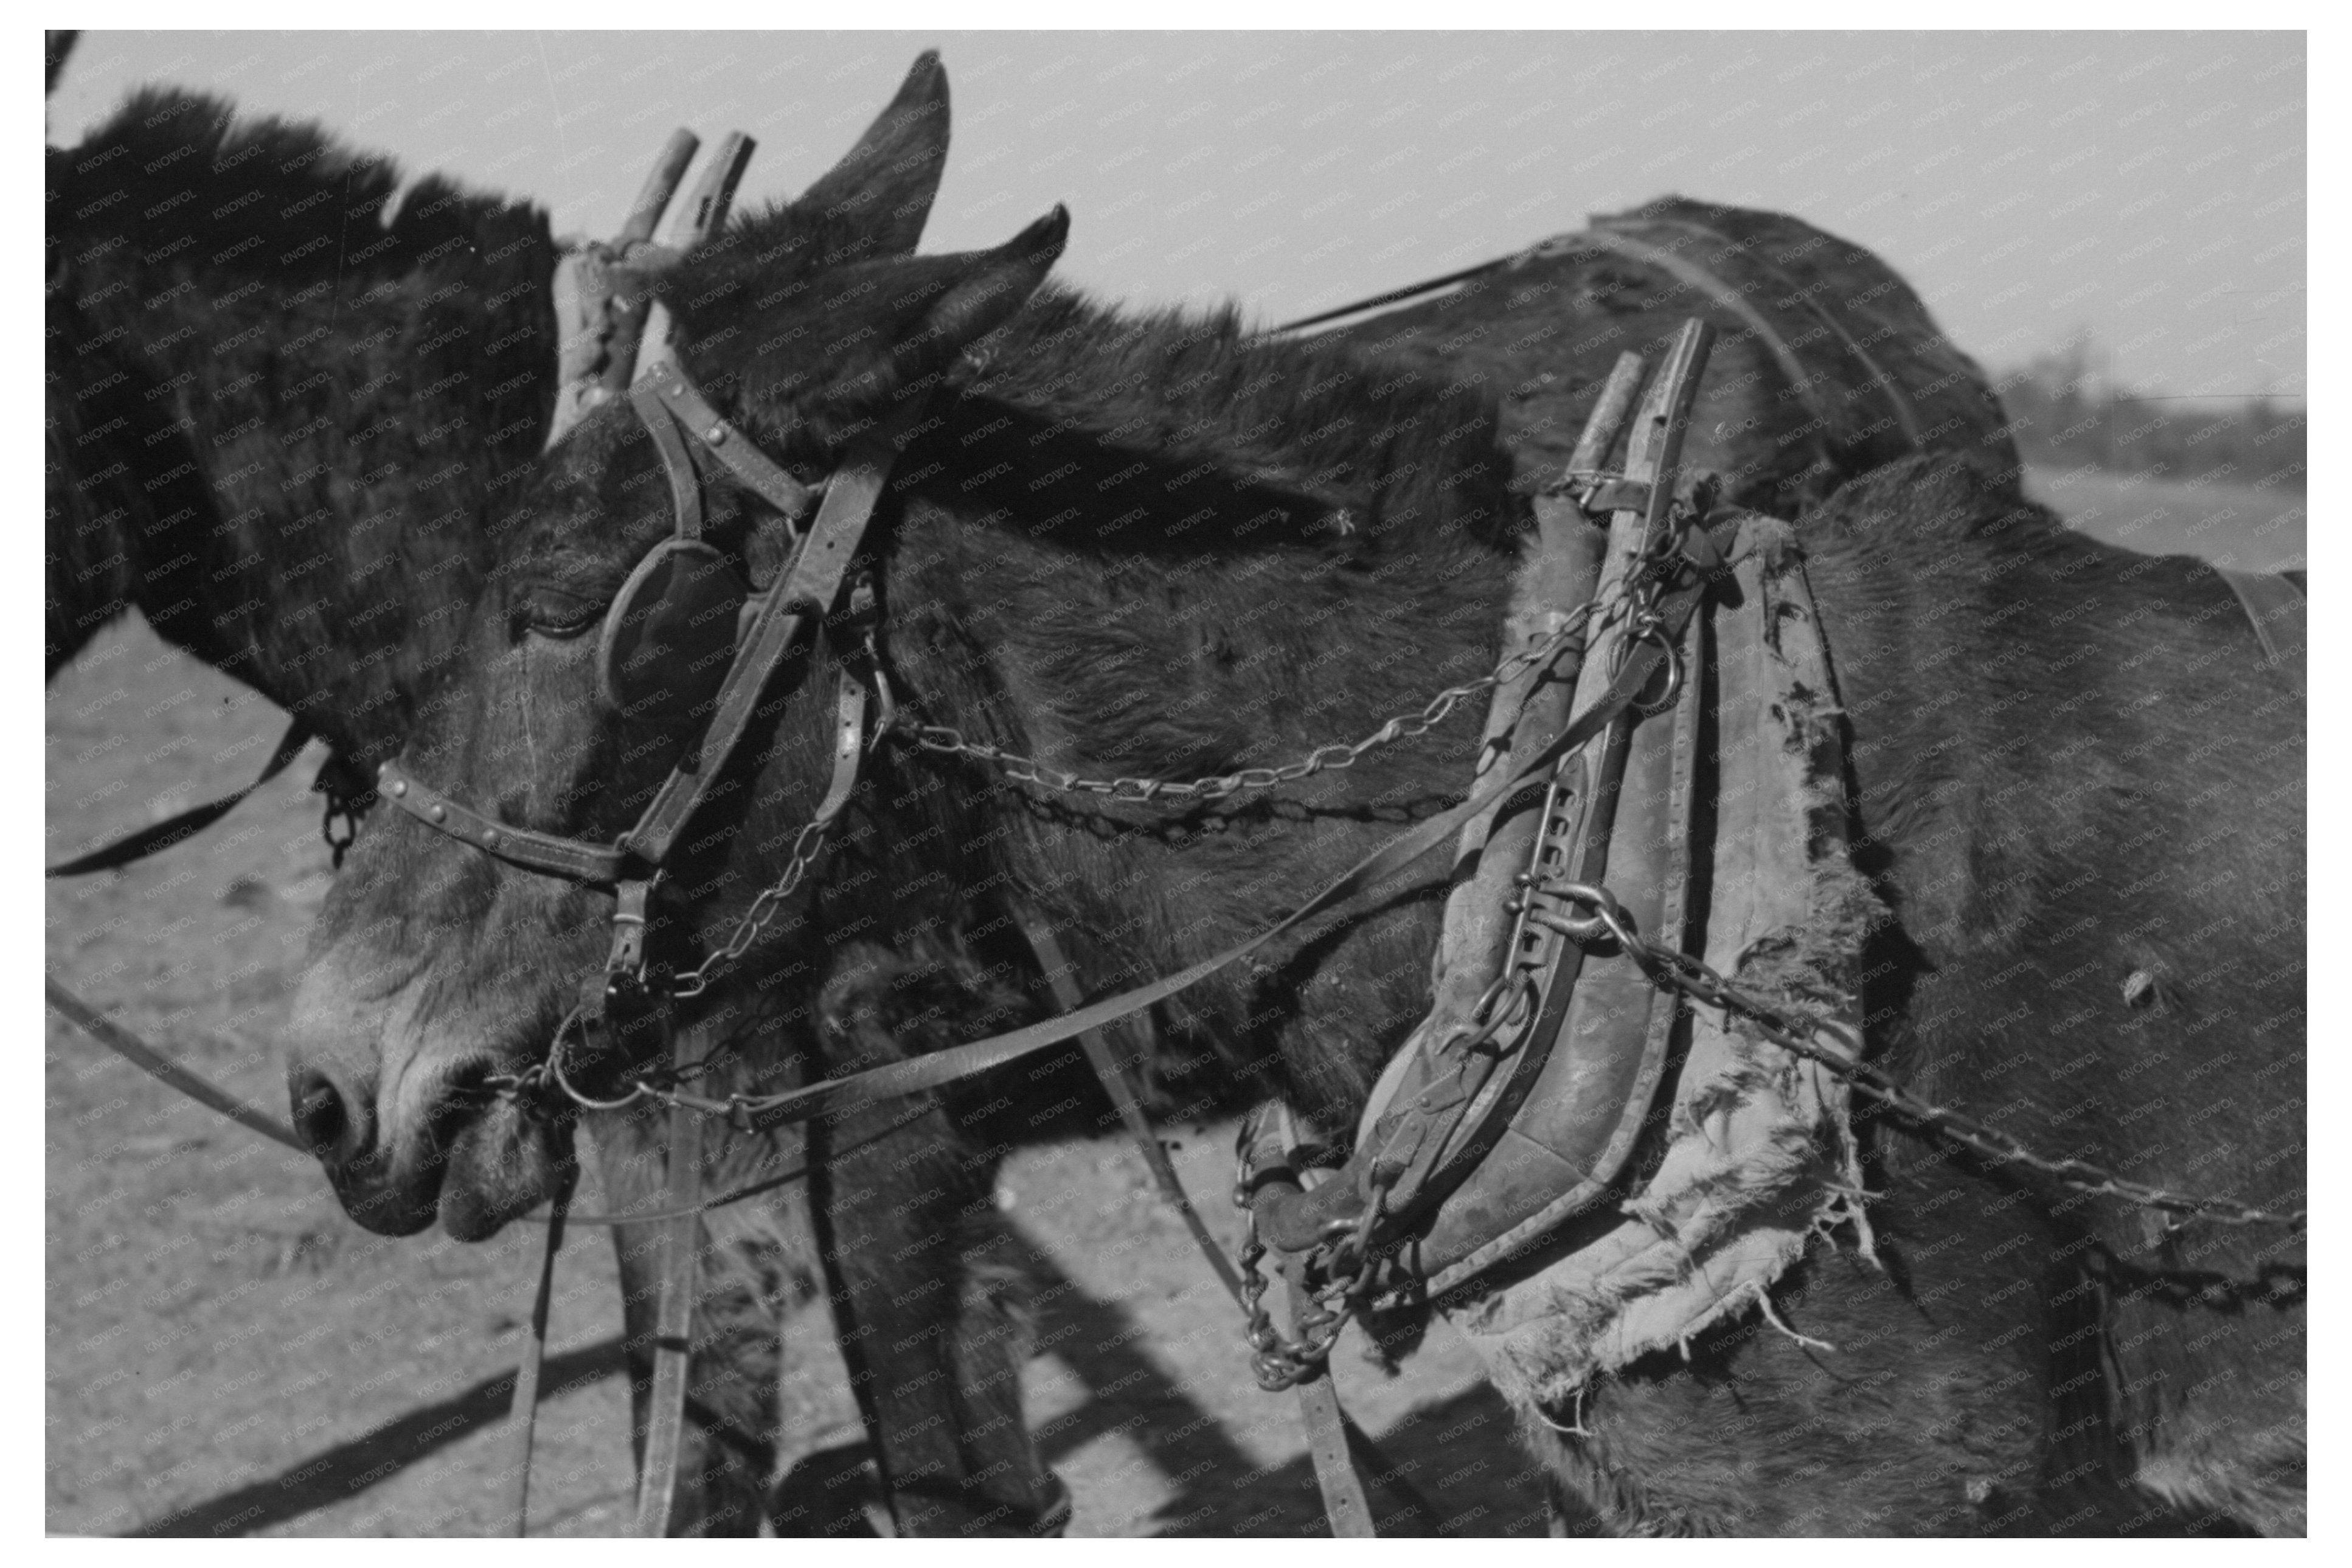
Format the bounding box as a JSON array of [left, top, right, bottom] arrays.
[[514, 586, 602, 639]]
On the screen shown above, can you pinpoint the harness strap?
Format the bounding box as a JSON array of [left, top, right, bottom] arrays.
[[2218, 567, 2306, 664], [640, 364, 819, 519], [523, 1100, 943, 1227], [375, 760, 630, 884], [716, 553, 1724, 1140], [1593, 213, 1926, 448], [625, 401, 917, 869], [1004, 905, 1444, 1537], [44, 977, 305, 1151], [1284, 1255, 1376, 1538], [47, 717, 313, 878], [1013, 908, 1249, 1303], [633, 380, 707, 541], [1273, 220, 1920, 453], [504, 1165, 575, 1536], [375, 383, 918, 890], [1271, 256, 1518, 335], [634, 1021, 708, 1538]]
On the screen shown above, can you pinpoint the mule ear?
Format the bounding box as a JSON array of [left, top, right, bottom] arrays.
[[47, 31, 77, 95], [891, 206, 1069, 383], [794, 50, 951, 266]]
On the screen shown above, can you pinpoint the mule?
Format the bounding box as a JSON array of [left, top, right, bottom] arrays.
[[1305, 195, 2024, 518], [46, 82, 556, 796], [284, 205, 2301, 1534], [55, 52, 998, 1535]]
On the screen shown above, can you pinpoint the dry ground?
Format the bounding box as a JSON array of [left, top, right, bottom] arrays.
[[44, 468, 2300, 1536]]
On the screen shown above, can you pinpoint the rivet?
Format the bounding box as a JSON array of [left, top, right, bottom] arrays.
[[429, 804, 446, 823], [389, 780, 408, 798], [706, 425, 727, 444], [484, 829, 501, 848]]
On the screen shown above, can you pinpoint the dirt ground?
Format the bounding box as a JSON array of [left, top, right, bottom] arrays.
[[44, 468, 2298, 1536], [43, 622, 1544, 1538]]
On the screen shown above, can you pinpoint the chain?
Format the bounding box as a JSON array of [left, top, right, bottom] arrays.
[[313, 760, 371, 872], [891, 603, 1599, 806], [586, 837, 2302, 1247], [665, 813, 837, 1001], [1238, 1226, 1353, 1391], [1237, 1179, 1390, 1392], [319, 794, 361, 870], [1535, 880, 2307, 1234]]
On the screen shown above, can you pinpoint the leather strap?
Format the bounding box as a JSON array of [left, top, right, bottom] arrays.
[[634, 1022, 707, 1538], [1010, 905, 1438, 1536], [47, 716, 313, 878], [376, 758, 631, 884], [1591, 213, 1925, 449], [633, 379, 707, 541], [1014, 909, 1250, 1304], [2218, 567, 2306, 664], [379, 367, 916, 901], [641, 362, 819, 520], [44, 976, 305, 1151], [523, 1098, 942, 1227], [718, 560, 1724, 1140], [505, 1165, 575, 1536], [626, 406, 914, 869], [1284, 1257, 1376, 1537]]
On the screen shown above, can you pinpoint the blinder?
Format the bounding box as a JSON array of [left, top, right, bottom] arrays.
[[378, 359, 925, 1042], [597, 538, 751, 729]]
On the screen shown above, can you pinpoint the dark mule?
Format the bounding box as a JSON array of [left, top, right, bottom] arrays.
[[1311, 196, 2024, 516], [46, 85, 557, 798], [273, 66, 1058, 1538], [285, 213, 2301, 1532], [54, 55, 989, 1535]]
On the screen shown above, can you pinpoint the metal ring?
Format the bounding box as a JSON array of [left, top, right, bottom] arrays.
[[1451, 969, 1539, 1054], [1630, 622, 1685, 717], [546, 1006, 653, 1112]]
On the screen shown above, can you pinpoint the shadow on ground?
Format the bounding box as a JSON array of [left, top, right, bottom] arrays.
[[121, 1215, 1553, 1538]]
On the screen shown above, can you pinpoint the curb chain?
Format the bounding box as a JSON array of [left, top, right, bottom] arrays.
[[665, 813, 836, 1001], [892, 602, 1599, 805]]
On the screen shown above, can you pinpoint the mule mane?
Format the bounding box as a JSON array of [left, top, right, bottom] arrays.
[[942, 287, 1515, 558], [52, 88, 541, 283], [853, 287, 1522, 799], [46, 88, 557, 752]]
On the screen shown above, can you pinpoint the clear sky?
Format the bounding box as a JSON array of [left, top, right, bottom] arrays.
[[50, 29, 2306, 400]]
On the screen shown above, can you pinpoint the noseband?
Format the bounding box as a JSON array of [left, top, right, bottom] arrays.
[[376, 361, 918, 1033]]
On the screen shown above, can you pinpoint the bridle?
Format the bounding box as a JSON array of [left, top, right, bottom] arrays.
[[371, 361, 948, 1539], [374, 359, 920, 1056]]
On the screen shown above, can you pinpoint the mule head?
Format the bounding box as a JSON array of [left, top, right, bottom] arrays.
[[282, 63, 1001, 1242]]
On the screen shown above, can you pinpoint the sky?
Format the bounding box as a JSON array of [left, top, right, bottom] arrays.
[[49, 29, 2306, 401]]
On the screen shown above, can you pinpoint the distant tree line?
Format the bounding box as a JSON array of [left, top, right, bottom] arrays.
[[1995, 344, 2305, 492]]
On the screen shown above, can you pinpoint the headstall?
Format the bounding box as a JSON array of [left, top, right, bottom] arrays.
[[375, 360, 921, 1053]]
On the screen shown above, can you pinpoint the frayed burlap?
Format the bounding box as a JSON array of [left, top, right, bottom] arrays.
[[1445, 517, 1881, 1414]]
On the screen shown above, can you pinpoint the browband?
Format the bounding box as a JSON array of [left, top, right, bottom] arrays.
[[634, 360, 819, 522], [378, 368, 924, 897]]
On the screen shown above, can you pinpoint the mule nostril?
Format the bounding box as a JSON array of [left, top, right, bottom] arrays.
[[292, 1068, 367, 1165]]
